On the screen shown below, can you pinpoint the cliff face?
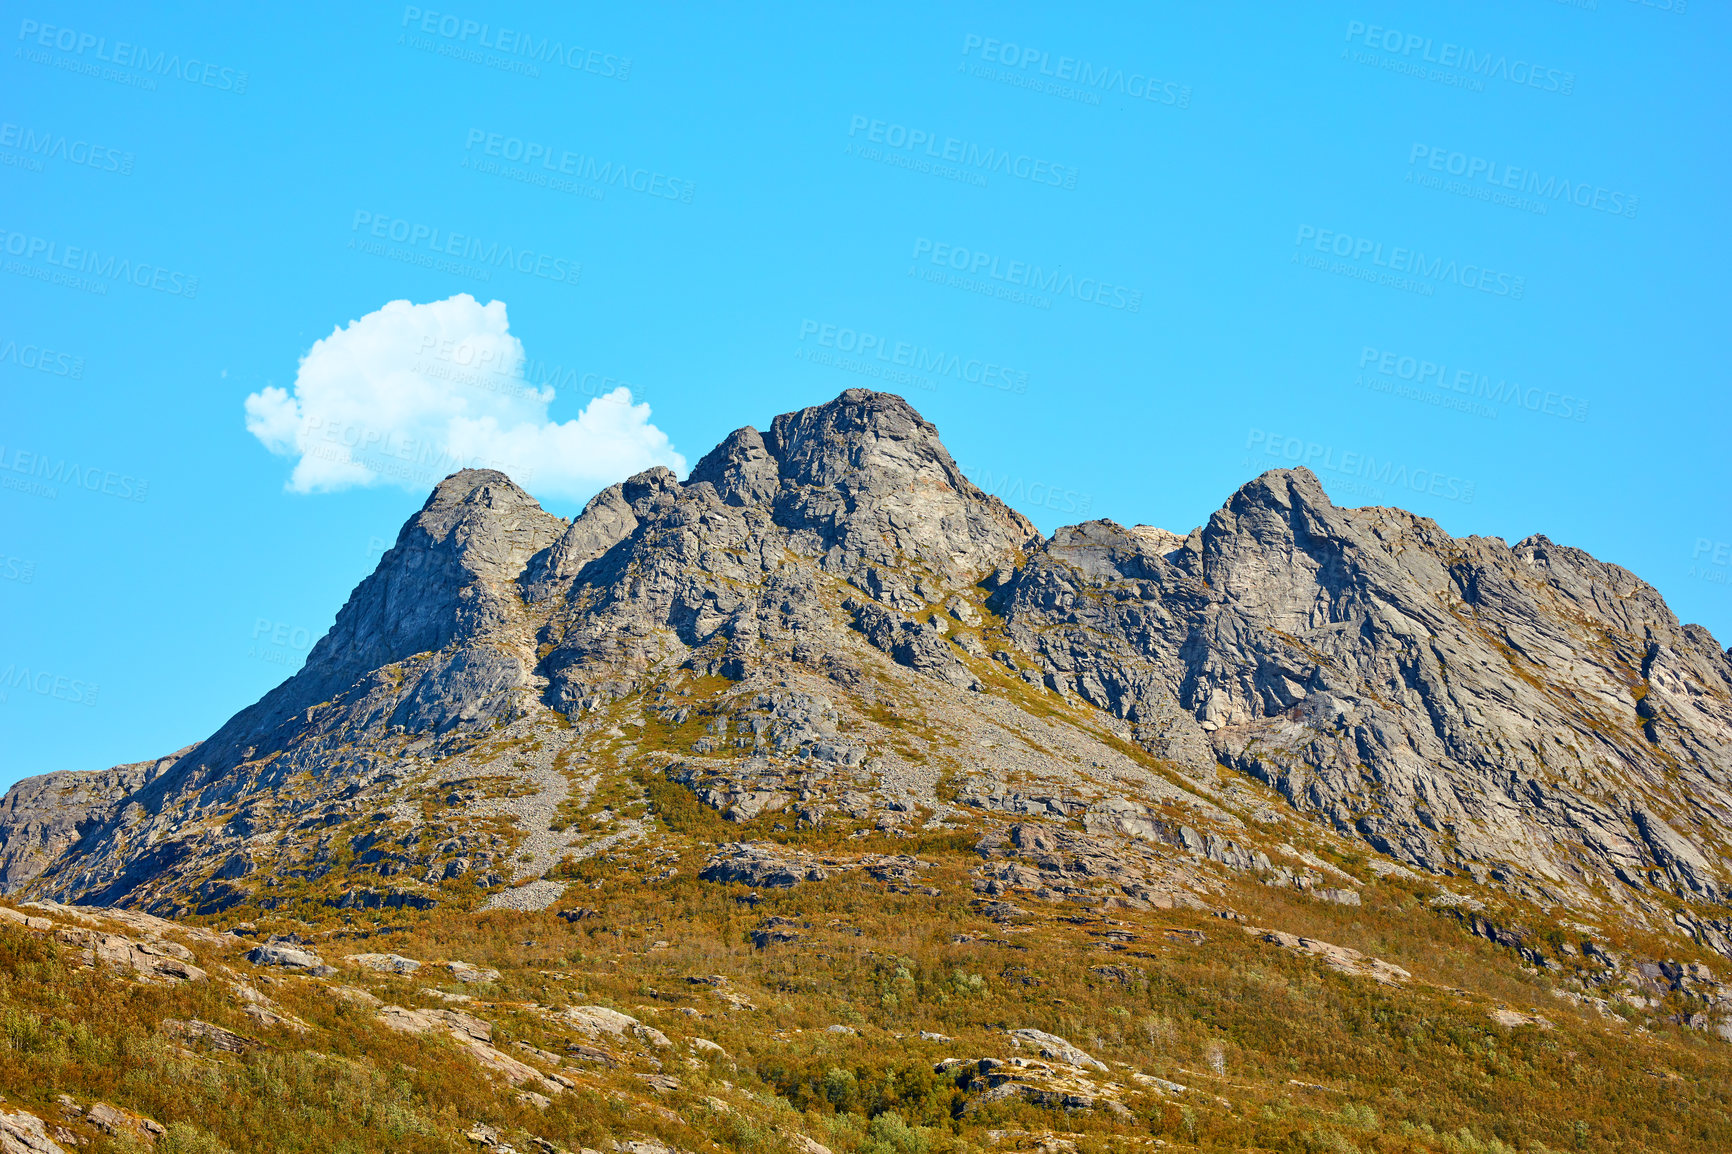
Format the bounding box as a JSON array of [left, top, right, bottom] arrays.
[[3, 389, 1728, 959], [0, 747, 190, 892], [527, 389, 1036, 712], [995, 471, 1732, 943]]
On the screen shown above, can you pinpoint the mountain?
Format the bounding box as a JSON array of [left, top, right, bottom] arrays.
[[2, 389, 1730, 1153], [12, 388, 1730, 943]]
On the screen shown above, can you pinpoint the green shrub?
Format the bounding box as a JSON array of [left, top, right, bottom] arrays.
[[822, 1066, 859, 1111], [862, 1112, 931, 1154]]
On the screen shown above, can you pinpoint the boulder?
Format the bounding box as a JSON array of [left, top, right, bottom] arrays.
[[699, 843, 839, 889], [0, 1109, 70, 1154], [83, 1103, 164, 1139], [443, 960, 501, 984], [1007, 1028, 1108, 1072], [246, 941, 329, 973], [162, 1018, 261, 1054], [345, 952, 421, 974], [563, 1005, 671, 1047], [378, 1005, 492, 1042]]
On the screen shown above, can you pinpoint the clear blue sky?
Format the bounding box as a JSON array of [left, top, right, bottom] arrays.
[[2, 1, 1727, 785]]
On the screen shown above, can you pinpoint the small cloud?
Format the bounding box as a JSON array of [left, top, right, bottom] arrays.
[[244, 294, 685, 500]]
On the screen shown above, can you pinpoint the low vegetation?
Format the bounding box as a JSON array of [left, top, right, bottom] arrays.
[[3, 822, 1729, 1153]]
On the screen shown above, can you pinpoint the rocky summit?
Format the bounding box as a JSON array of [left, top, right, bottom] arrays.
[[1, 388, 1730, 1153]]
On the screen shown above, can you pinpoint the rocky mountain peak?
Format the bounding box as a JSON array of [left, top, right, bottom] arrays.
[[423, 466, 522, 505], [297, 470, 561, 685], [140, 469, 566, 795], [1205, 466, 1342, 549], [765, 388, 957, 491], [390, 468, 564, 583], [774, 389, 1037, 577], [682, 390, 1036, 581], [1226, 464, 1332, 511], [686, 426, 780, 507]]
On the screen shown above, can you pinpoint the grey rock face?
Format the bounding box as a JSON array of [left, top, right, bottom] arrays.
[[217, 467, 566, 759], [0, 1106, 69, 1154], [163, 1018, 261, 1054], [0, 747, 189, 893], [759, 389, 1036, 579], [995, 467, 1732, 910], [530, 389, 1032, 713], [0, 389, 1726, 949], [845, 598, 978, 689]]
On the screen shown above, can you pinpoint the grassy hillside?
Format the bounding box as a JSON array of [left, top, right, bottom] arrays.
[[2, 804, 1728, 1154]]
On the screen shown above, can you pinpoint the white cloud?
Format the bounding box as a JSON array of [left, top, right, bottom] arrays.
[[244, 294, 685, 500]]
